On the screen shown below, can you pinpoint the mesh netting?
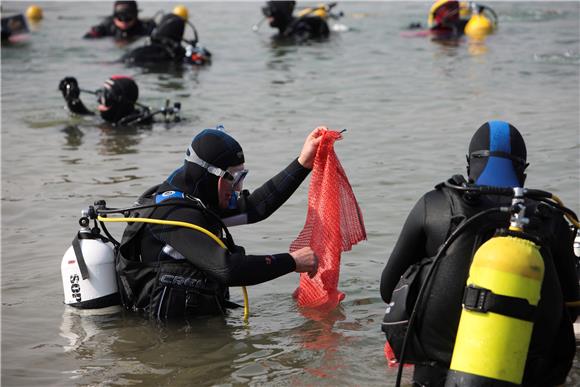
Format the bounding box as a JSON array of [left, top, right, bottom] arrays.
[[290, 129, 366, 309]]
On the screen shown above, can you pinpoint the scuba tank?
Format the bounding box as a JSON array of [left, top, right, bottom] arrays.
[[61, 207, 120, 309], [464, 3, 497, 40], [445, 188, 544, 386]]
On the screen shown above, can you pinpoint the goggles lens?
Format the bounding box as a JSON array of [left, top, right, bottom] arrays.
[[225, 169, 249, 191], [115, 12, 135, 22], [96, 88, 114, 107]]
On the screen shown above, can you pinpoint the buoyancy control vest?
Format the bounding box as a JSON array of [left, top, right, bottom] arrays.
[[382, 175, 507, 364], [382, 175, 567, 367], [115, 186, 235, 320]]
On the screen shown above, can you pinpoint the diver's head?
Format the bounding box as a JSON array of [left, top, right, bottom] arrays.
[[262, 1, 295, 31], [152, 13, 185, 44], [113, 1, 138, 31], [428, 0, 461, 31], [176, 128, 247, 210], [467, 120, 528, 187], [97, 76, 139, 123]]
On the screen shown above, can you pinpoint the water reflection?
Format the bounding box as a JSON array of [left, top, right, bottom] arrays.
[[61, 125, 84, 149], [294, 307, 348, 381], [467, 36, 489, 56], [61, 123, 146, 155]]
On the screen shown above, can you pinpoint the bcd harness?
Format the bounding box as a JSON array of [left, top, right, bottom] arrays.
[[111, 188, 248, 320], [381, 176, 541, 365]]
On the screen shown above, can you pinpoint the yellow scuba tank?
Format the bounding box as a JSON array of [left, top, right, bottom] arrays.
[[445, 189, 544, 386], [297, 4, 328, 19], [465, 13, 494, 39]]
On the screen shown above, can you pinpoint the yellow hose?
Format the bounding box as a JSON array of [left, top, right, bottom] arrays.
[[565, 300, 580, 308], [549, 194, 580, 228], [97, 215, 250, 322]]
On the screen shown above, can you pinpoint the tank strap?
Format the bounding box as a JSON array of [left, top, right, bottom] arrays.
[[72, 233, 90, 280], [462, 285, 536, 322]]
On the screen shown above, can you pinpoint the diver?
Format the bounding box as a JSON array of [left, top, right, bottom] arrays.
[[58, 76, 180, 126], [380, 121, 578, 386], [261, 1, 334, 43], [83, 1, 156, 42], [121, 12, 211, 66], [115, 126, 326, 320], [407, 1, 497, 40], [1, 13, 28, 43]]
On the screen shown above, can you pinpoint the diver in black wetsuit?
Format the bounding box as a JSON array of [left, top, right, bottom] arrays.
[[121, 12, 211, 66], [262, 1, 330, 43], [380, 121, 578, 386], [83, 1, 156, 42], [59, 76, 178, 126], [116, 127, 325, 320]]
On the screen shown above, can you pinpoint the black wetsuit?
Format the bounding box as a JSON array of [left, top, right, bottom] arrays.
[[83, 16, 156, 40], [116, 159, 310, 320], [63, 94, 151, 126], [120, 37, 186, 65], [276, 15, 330, 43], [380, 177, 578, 386]]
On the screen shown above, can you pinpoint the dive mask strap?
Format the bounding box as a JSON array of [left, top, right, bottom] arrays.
[[185, 146, 248, 188], [185, 146, 230, 179], [469, 150, 528, 170]]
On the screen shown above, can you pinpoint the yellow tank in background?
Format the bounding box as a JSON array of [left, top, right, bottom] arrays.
[[173, 5, 189, 21], [26, 5, 43, 23]]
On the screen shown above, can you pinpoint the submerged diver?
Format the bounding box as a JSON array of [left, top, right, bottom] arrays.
[[83, 1, 156, 41], [59, 76, 180, 126], [121, 12, 211, 66], [115, 127, 327, 320], [261, 1, 333, 43], [380, 121, 578, 386]]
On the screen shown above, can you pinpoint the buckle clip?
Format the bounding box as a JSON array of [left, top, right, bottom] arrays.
[[462, 285, 490, 312]]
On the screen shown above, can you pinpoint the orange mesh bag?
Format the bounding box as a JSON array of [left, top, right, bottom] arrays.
[[290, 129, 366, 309]]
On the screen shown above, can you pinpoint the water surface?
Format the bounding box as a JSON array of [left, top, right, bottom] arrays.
[[2, 2, 579, 385]]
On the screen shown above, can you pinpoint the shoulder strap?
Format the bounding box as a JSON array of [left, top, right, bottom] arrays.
[[72, 233, 90, 280]]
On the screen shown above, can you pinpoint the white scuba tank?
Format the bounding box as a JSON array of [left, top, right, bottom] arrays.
[[574, 229, 580, 258], [61, 225, 119, 309]]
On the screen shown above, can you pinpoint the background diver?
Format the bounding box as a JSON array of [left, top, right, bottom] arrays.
[[83, 1, 156, 42], [260, 1, 342, 43], [59, 76, 180, 126], [121, 12, 211, 66], [407, 0, 497, 40]]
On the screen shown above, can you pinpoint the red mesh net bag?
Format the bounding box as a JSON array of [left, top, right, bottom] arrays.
[[290, 128, 366, 309]]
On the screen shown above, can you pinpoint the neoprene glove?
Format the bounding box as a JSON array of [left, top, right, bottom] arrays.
[[59, 77, 80, 100]]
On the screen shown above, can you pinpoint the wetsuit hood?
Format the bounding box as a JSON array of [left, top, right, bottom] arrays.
[[99, 76, 139, 123], [152, 13, 185, 44], [114, 1, 138, 17], [263, 1, 295, 31], [159, 128, 245, 209], [467, 120, 527, 187], [429, 0, 460, 29]]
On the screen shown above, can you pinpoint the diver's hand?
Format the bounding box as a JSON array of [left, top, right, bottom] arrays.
[[298, 126, 342, 169], [291, 246, 318, 278], [59, 77, 80, 100]]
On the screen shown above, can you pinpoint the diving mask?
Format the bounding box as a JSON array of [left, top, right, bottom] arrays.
[[185, 146, 248, 191]]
